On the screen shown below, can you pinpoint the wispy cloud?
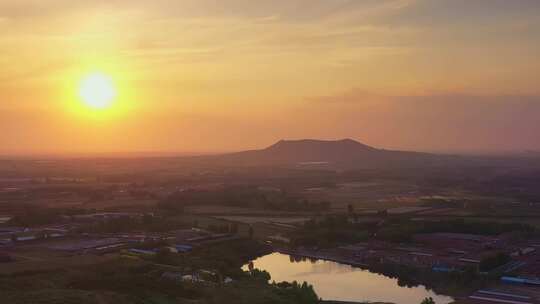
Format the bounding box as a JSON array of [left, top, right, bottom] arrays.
[[1, 0, 540, 153], [306, 90, 540, 151]]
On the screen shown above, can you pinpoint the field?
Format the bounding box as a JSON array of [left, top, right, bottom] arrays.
[[213, 216, 310, 225]]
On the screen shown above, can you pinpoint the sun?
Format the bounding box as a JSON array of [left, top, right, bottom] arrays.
[[79, 73, 116, 109]]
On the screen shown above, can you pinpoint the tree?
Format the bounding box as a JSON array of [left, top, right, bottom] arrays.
[[248, 225, 254, 239], [155, 247, 176, 265], [421, 297, 435, 304], [347, 204, 354, 216], [0, 253, 12, 263], [250, 269, 271, 281], [479, 252, 511, 272], [156, 196, 184, 215], [229, 223, 239, 234], [142, 214, 154, 225]]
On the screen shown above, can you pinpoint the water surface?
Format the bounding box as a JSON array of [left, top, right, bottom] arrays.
[[243, 252, 454, 304]]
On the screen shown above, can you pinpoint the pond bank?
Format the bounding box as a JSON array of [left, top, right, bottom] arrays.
[[244, 252, 455, 304]]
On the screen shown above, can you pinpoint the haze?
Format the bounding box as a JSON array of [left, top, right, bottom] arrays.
[[1, 0, 540, 156]]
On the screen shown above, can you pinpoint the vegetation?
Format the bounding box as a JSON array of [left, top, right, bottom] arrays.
[[294, 216, 526, 248], [0, 239, 319, 304], [161, 186, 330, 212], [421, 297, 436, 304], [375, 218, 536, 243], [7, 207, 63, 227], [78, 215, 189, 233], [479, 252, 511, 272], [419, 219, 535, 236], [4, 152, 540, 304], [291, 215, 536, 247], [366, 262, 483, 297], [292, 215, 372, 248]]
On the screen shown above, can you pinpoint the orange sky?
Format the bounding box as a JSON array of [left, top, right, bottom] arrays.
[[1, 0, 540, 155]]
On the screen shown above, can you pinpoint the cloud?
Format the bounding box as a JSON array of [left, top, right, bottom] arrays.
[[306, 90, 540, 151], [370, 0, 540, 28], [1, 1, 540, 154]]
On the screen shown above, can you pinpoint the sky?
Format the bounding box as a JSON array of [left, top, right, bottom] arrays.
[[1, 0, 540, 156]]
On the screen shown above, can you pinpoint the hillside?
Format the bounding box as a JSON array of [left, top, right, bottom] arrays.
[[212, 139, 449, 168]]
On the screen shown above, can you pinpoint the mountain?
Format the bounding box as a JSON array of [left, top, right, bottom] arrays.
[[212, 139, 449, 168]]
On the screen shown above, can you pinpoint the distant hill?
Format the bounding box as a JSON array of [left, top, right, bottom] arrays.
[[211, 139, 451, 168]]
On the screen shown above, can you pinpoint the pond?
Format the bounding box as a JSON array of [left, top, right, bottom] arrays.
[[243, 252, 454, 304]]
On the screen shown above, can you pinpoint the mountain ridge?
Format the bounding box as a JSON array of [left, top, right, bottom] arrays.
[[264, 138, 378, 152], [211, 138, 442, 168]]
